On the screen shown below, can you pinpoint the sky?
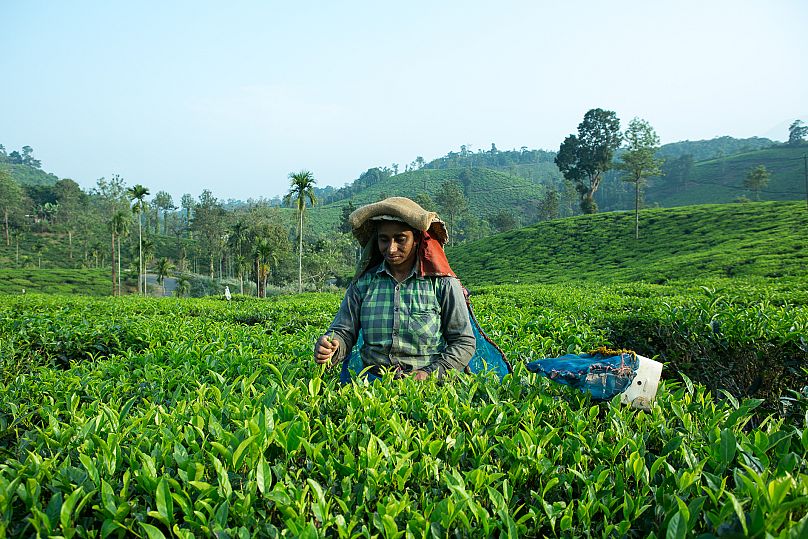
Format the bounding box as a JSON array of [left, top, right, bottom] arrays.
[[1, 0, 806, 202]]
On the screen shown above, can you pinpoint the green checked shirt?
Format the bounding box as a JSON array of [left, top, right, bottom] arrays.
[[328, 260, 476, 377]]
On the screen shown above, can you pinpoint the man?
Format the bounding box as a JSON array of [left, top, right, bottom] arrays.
[[314, 197, 476, 380]]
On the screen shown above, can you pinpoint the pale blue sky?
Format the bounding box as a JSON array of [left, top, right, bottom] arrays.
[[2, 0, 806, 201]]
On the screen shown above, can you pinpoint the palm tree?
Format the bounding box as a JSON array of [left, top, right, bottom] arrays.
[[142, 238, 156, 295], [283, 170, 317, 293], [155, 257, 175, 296], [127, 184, 150, 295], [110, 210, 130, 296], [229, 220, 249, 294], [253, 238, 278, 298], [175, 276, 191, 298]]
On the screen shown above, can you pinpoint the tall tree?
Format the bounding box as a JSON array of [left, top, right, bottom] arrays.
[[0, 167, 24, 246], [229, 219, 249, 294], [127, 184, 150, 295], [435, 180, 468, 246], [744, 165, 770, 201], [110, 210, 130, 295], [254, 238, 279, 298], [180, 193, 195, 237], [53, 179, 86, 258], [153, 191, 175, 234], [538, 187, 560, 221], [339, 201, 356, 234], [191, 190, 227, 280], [788, 120, 808, 145], [283, 170, 317, 293], [617, 118, 664, 239], [555, 108, 622, 214]]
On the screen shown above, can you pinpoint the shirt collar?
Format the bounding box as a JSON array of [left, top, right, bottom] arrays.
[[376, 256, 420, 281]]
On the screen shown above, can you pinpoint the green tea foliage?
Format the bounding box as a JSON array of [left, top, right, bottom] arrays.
[[1, 290, 806, 537]]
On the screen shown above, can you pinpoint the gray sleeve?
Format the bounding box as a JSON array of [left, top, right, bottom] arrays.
[[326, 282, 361, 363], [422, 277, 476, 378]]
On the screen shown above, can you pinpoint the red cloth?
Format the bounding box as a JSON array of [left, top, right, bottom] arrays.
[[418, 230, 456, 278]]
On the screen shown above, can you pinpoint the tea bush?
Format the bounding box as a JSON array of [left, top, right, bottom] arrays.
[[0, 286, 806, 537]]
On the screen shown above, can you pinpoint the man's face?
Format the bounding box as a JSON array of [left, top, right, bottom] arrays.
[[377, 221, 418, 270]]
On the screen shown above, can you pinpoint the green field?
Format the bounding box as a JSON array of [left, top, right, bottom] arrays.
[[0, 268, 111, 296], [449, 201, 808, 286], [650, 145, 808, 207], [2, 281, 806, 537]]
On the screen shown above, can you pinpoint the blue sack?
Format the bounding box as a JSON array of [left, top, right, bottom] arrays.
[[526, 349, 639, 400]]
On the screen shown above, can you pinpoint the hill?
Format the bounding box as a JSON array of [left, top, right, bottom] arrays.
[[656, 136, 775, 162], [448, 201, 807, 286], [299, 167, 547, 236], [646, 144, 807, 207], [2, 161, 60, 187]]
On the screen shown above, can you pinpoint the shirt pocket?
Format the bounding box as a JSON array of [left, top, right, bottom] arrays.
[[406, 306, 441, 345]]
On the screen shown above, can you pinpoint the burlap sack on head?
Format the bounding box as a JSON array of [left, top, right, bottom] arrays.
[[348, 197, 449, 246]]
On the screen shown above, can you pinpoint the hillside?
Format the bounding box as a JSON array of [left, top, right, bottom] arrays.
[[298, 167, 546, 236], [647, 144, 807, 206], [1, 161, 60, 187], [448, 201, 807, 286]]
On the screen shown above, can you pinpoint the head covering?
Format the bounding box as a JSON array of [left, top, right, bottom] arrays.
[[348, 197, 455, 280], [349, 197, 448, 246]]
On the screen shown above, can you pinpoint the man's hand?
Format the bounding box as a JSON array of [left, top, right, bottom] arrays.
[[314, 334, 340, 367], [412, 370, 430, 381]]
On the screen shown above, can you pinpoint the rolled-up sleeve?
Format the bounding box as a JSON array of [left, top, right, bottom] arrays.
[[423, 277, 476, 378], [327, 283, 361, 364]]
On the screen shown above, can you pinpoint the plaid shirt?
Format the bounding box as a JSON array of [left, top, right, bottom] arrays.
[[328, 261, 475, 377]]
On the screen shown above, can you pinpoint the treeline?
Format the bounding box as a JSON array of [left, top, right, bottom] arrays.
[[0, 161, 358, 296]]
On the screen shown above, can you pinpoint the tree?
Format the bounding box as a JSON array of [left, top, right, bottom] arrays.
[[175, 276, 191, 298], [491, 210, 519, 233], [0, 167, 24, 246], [617, 118, 664, 239], [555, 108, 622, 213], [435, 180, 468, 246], [414, 193, 436, 212], [744, 165, 770, 201], [191, 190, 226, 280], [142, 237, 156, 293], [458, 169, 473, 196], [53, 179, 86, 258], [538, 187, 560, 221], [283, 170, 317, 293], [254, 238, 278, 298], [229, 219, 249, 294], [662, 154, 694, 192], [339, 201, 356, 234], [155, 257, 175, 296], [180, 193, 195, 236], [110, 210, 130, 295], [153, 191, 175, 234], [127, 184, 150, 295], [788, 120, 808, 145], [21, 146, 41, 168]]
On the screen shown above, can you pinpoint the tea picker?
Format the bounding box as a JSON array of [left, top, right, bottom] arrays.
[[321, 197, 662, 410]]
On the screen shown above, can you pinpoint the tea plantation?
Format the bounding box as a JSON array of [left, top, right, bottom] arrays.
[[1, 280, 807, 537]]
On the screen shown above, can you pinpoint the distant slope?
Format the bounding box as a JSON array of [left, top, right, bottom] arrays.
[[0, 268, 110, 295], [448, 201, 807, 286], [648, 145, 807, 206], [656, 136, 774, 161], [301, 167, 546, 235], [3, 162, 60, 187]]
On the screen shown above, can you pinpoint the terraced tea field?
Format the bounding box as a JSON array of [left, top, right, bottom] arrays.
[[1, 280, 806, 537]]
